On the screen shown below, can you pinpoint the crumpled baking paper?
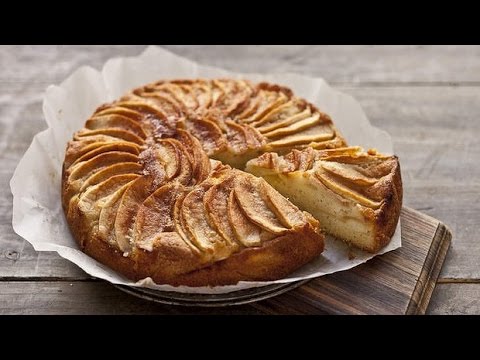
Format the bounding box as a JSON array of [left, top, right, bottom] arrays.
[[10, 46, 401, 294]]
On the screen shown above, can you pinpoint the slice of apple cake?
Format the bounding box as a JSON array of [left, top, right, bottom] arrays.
[[246, 146, 402, 252]]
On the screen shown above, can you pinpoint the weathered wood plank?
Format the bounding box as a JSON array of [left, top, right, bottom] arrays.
[[396, 184, 479, 279], [3, 46, 480, 86], [0, 281, 262, 315], [0, 275, 459, 316], [164, 45, 480, 84], [0, 46, 146, 87], [428, 283, 480, 315], [2, 280, 475, 315]]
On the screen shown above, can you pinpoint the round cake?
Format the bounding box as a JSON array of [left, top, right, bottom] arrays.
[[62, 78, 401, 286]]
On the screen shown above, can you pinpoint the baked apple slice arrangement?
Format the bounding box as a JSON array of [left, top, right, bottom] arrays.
[[62, 79, 402, 286], [246, 147, 402, 253]]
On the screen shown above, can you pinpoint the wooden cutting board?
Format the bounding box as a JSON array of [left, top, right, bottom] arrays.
[[247, 207, 451, 314]]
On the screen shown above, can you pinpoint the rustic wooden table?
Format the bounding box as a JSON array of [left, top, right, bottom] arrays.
[[0, 45, 478, 314]]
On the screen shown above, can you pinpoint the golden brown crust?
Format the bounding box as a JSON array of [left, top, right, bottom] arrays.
[[369, 157, 402, 252], [163, 225, 324, 287]]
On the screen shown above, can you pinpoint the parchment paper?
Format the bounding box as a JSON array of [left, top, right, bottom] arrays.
[[10, 46, 401, 294]]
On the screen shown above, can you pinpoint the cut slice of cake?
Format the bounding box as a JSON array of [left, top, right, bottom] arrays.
[[246, 146, 402, 253]]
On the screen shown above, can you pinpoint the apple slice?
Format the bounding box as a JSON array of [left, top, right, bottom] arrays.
[[134, 183, 186, 249], [260, 182, 307, 228], [314, 171, 382, 209], [176, 190, 211, 257], [266, 123, 335, 149], [226, 190, 276, 247], [79, 162, 143, 193], [113, 101, 169, 122], [64, 155, 138, 210], [309, 136, 347, 150], [236, 93, 261, 120], [215, 80, 253, 116], [320, 161, 379, 186], [175, 129, 211, 185], [67, 182, 134, 250], [115, 98, 181, 137], [97, 183, 133, 248], [71, 142, 140, 167], [86, 114, 147, 139], [173, 192, 205, 257], [233, 176, 287, 234], [114, 176, 154, 253], [224, 120, 249, 154], [67, 151, 139, 183], [75, 174, 140, 248], [187, 81, 212, 112], [139, 88, 187, 117], [158, 83, 199, 111], [204, 176, 240, 249], [163, 139, 194, 186], [94, 106, 144, 122], [251, 99, 307, 128], [244, 152, 287, 174], [200, 110, 227, 132], [153, 140, 181, 180], [352, 158, 398, 179], [231, 80, 255, 112], [283, 147, 316, 171], [263, 113, 321, 139], [319, 149, 392, 170], [78, 174, 140, 218], [181, 83, 203, 109], [227, 189, 262, 247], [242, 124, 266, 149], [241, 90, 289, 124], [210, 79, 227, 106], [76, 128, 144, 145], [184, 118, 227, 155], [71, 134, 134, 147], [245, 149, 315, 175], [311, 146, 362, 159], [64, 140, 113, 169], [141, 139, 193, 186], [256, 107, 312, 134], [182, 183, 234, 261]]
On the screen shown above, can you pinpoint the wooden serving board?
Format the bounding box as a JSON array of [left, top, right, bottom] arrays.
[[246, 207, 451, 315]]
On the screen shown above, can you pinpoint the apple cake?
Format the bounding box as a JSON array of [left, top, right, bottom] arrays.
[[246, 147, 402, 253], [62, 78, 402, 286]]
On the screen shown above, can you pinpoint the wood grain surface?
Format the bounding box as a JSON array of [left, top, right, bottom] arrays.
[[0, 45, 477, 314]]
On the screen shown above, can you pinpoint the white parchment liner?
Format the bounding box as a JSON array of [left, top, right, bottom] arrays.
[[10, 46, 401, 294]]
